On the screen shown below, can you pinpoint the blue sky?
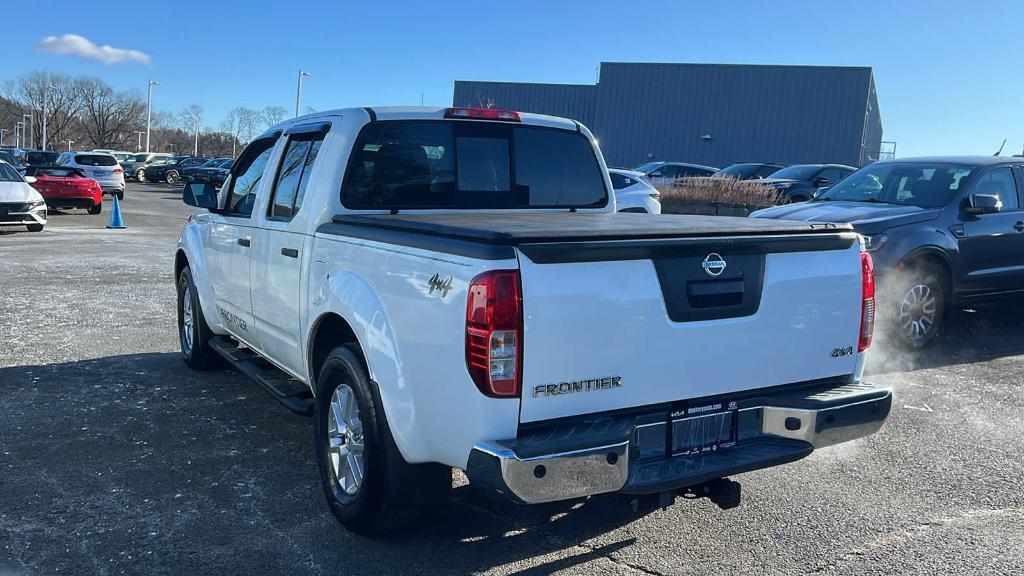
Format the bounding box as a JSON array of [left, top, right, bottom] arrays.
[[2, 0, 1021, 157]]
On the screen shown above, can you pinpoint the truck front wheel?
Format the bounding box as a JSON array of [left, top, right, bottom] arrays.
[[177, 267, 222, 370], [315, 346, 447, 535]]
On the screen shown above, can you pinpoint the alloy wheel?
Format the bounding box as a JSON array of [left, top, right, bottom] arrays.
[[180, 284, 194, 353], [898, 283, 937, 342], [327, 384, 365, 496]]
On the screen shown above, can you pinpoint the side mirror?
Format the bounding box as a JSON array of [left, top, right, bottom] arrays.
[[813, 186, 830, 198], [813, 176, 830, 187], [183, 183, 219, 210], [24, 175, 37, 184], [963, 193, 1002, 215]]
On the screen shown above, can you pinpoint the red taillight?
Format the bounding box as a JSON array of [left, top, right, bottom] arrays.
[[113, 167, 124, 174], [859, 252, 875, 352], [466, 270, 522, 397], [445, 107, 521, 122]]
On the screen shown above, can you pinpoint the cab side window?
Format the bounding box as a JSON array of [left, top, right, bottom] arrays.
[[224, 137, 279, 218], [972, 167, 1019, 211], [268, 132, 325, 220]]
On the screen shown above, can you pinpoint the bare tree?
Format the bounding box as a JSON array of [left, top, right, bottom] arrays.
[[3, 71, 82, 150], [259, 105, 288, 129], [221, 106, 258, 155], [74, 77, 145, 149]]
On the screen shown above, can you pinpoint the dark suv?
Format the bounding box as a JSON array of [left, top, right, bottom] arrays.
[[713, 162, 787, 180], [759, 163, 857, 202], [751, 156, 1024, 349]]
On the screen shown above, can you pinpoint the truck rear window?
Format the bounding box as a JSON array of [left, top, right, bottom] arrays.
[[342, 121, 608, 210]]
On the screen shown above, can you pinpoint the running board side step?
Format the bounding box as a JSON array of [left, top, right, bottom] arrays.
[[209, 336, 313, 415]]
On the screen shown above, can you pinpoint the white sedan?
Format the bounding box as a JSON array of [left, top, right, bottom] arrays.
[[609, 168, 662, 214], [0, 161, 47, 232]]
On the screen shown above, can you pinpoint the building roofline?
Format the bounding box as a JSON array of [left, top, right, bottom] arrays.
[[454, 79, 594, 89], [598, 61, 873, 72]]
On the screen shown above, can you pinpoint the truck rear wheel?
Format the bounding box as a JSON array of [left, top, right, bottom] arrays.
[[176, 267, 222, 370], [314, 345, 448, 535]]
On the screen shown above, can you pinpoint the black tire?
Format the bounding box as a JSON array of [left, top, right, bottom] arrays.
[[166, 170, 180, 185], [116, 190, 124, 201], [176, 267, 222, 370], [135, 169, 145, 182], [26, 224, 44, 232], [88, 203, 102, 215], [314, 346, 449, 535], [885, 267, 946, 350]]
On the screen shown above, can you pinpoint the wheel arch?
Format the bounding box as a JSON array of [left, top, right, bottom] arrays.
[[897, 246, 954, 304], [307, 312, 367, 393]]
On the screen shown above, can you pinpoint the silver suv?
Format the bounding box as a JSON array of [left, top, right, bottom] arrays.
[[55, 152, 126, 199], [122, 152, 172, 181]]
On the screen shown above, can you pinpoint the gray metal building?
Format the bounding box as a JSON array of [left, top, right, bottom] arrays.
[[454, 62, 883, 169]]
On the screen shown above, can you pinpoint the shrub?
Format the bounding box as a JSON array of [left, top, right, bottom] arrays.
[[657, 177, 781, 216]]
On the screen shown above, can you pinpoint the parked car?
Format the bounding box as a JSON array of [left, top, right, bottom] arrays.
[[15, 149, 59, 171], [26, 166, 103, 214], [175, 106, 890, 535], [609, 168, 662, 213], [0, 150, 22, 173], [55, 151, 125, 199], [713, 162, 788, 180], [0, 160, 47, 232], [185, 157, 234, 188], [759, 164, 857, 203], [751, 156, 1024, 349], [122, 152, 173, 181], [633, 161, 719, 187], [142, 156, 210, 185]]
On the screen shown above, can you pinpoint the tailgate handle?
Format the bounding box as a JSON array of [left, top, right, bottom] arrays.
[[687, 279, 744, 308]]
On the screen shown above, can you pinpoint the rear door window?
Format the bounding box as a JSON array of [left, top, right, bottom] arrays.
[[268, 134, 324, 220], [342, 121, 607, 209]]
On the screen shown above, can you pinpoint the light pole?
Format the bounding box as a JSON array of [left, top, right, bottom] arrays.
[[66, 140, 74, 151], [22, 114, 32, 149], [145, 80, 159, 153], [295, 70, 311, 117], [0, 129, 7, 147], [15, 122, 24, 147], [135, 131, 145, 152], [42, 83, 55, 151], [193, 113, 201, 156]]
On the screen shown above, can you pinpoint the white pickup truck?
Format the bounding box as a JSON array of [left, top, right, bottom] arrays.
[[175, 106, 891, 534]]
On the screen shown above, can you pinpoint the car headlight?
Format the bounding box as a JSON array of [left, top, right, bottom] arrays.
[[860, 233, 887, 252], [772, 182, 794, 189], [28, 199, 46, 211]]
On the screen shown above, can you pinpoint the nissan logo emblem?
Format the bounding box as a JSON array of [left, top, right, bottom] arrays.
[[702, 253, 727, 277]]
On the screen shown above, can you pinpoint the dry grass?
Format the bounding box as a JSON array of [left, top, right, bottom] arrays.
[[656, 176, 781, 215]]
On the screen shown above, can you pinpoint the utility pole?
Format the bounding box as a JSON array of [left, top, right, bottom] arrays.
[[193, 113, 200, 156], [146, 80, 159, 153], [295, 70, 311, 117]]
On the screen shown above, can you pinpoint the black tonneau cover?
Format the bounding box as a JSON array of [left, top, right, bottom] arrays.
[[320, 212, 856, 262]]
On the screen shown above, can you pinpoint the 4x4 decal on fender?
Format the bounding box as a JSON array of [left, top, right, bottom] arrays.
[[427, 273, 454, 298]]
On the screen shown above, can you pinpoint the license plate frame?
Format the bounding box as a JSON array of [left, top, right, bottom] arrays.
[[669, 401, 738, 456]]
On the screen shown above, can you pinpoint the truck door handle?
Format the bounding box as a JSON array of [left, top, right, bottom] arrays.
[[281, 248, 299, 258], [1014, 221, 1024, 232], [237, 238, 250, 247]]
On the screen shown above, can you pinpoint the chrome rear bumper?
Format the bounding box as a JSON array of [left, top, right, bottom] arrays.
[[467, 380, 891, 504]]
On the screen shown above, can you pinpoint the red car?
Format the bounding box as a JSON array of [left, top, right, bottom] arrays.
[[28, 167, 104, 214]]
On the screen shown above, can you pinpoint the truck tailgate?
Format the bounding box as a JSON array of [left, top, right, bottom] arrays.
[[517, 233, 864, 423]]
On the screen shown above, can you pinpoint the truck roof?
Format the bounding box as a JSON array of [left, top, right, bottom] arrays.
[[874, 155, 1021, 167], [273, 106, 581, 132]]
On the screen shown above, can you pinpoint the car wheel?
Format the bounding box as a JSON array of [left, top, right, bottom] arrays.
[[889, 268, 945, 350], [136, 169, 145, 182], [88, 203, 103, 215], [315, 346, 448, 535], [26, 224, 44, 232], [166, 170, 180, 185], [176, 267, 222, 370], [116, 190, 124, 201]]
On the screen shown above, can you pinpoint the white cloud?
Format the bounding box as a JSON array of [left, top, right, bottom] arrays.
[[36, 34, 151, 66]]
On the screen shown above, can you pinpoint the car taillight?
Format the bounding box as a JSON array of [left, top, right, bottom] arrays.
[[466, 270, 522, 397], [445, 107, 521, 122], [113, 167, 124, 174], [859, 252, 875, 352]]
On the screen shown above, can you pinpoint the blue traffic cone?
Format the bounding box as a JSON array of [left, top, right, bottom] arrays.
[[106, 195, 126, 229]]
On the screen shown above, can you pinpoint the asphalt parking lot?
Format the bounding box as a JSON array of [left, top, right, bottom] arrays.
[[1, 183, 1023, 575]]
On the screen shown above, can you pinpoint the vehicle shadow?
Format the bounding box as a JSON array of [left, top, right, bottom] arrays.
[[868, 301, 1024, 375], [0, 352, 655, 575]]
